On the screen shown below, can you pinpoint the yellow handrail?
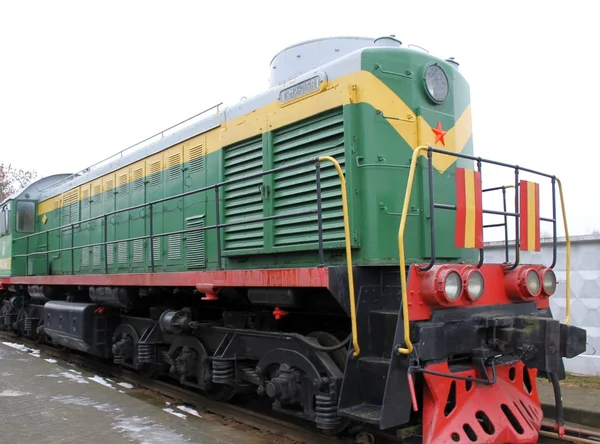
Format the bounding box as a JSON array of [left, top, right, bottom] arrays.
[[318, 156, 360, 357], [397, 146, 429, 355], [556, 178, 571, 324]]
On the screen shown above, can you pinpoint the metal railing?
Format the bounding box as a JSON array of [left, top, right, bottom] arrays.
[[39, 103, 223, 193], [397, 146, 571, 355], [12, 156, 361, 357]]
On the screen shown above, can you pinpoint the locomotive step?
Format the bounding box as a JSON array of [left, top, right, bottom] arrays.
[[338, 403, 382, 424]]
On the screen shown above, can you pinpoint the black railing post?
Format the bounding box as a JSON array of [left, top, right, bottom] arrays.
[[104, 215, 108, 274], [315, 161, 325, 267], [551, 176, 557, 268], [46, 230, 50, 274], [149, 203, 155, 273], [476, 159, 484, 268], [214, 185, 222, 270], [420, 148, 436, 271], [507, 167, 520, 271], [502, 186, 510, 263], [71, 223, 74, 274]]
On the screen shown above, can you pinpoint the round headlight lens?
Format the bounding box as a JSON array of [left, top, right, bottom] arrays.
[[424, 64, 449, 103], [542, 269, 557, 295], [525, 270, 541, 296], [466, 270, 485, 301], [444, 271, 462, 301]]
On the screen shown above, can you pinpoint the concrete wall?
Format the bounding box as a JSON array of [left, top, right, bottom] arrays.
[[485, 235, 600, 376]]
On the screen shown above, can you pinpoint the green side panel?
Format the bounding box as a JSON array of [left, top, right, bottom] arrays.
[[222, 136, 265, 251], [271, 107, 345, 247]]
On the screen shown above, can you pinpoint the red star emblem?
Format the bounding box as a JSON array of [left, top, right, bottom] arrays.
[[431, 121, 447, 146]]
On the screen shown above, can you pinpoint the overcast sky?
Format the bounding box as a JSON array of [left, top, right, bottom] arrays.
[[0, 1, 597, 239]]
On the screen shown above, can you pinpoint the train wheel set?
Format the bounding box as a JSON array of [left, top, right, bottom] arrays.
[[0, 36, 587, 443]]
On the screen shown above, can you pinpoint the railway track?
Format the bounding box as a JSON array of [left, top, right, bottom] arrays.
[[5, 331, 598, 444], [539, 421, 600, 444], [0, 331, 400, 444]]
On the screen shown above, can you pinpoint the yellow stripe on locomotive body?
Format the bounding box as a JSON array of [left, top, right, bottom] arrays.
[[36, 59, 472, 216]]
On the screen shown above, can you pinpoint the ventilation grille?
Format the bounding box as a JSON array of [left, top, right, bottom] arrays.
[[186, 217, 205, 269], [168, 234, 181, 260], [189, 144, 204, 173], [81, 246, 89, 267], [118, 241, 128, 264], [93, 246, 101, 266], [82, 189, 90, 208], [272, 108, 345, 247], [133, 167, 144, 192], [222, 136, 264, 251], [118, 173, 128, 194], [168, 152, 182, 181], [149, 160, 161, 187], [93, 185, 102, 205], [104, 179, 114, 201], [133, 239, 144, 263], [62, 189, 80, 233], [149, 237, 161, 263]]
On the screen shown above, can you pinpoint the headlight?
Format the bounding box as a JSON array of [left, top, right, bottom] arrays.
[[444, 271, 462, 301], [542, 269, 557, 296], [465, 270, 485, 301], [424, 63, 449, 103], [525, 269, 541, 296]]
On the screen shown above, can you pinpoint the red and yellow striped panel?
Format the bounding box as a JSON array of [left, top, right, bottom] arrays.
[[519, 180, 541, 251], [454, 167, 483, 249]]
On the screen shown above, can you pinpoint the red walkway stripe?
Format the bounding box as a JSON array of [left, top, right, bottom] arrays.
[[0, 268, 330, 288]]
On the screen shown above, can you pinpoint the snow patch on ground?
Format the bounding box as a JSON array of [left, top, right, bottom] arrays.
[[177, 405, 202, 418], [2, 342, 32, 352], [111, 416, 192, 443], [51, 395, 122, 413], [0, 389, 30, 397], [59, 371, 89, 384], [89, 375, 115, 389], [69, 369, 82, 375], [44, 358, 58, 363], [117, 382, 133, 389], [1, 372, 13, 376], [163, 408, 187, 420]]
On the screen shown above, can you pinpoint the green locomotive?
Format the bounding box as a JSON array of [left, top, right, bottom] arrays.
[[0, 36, 585, 443]]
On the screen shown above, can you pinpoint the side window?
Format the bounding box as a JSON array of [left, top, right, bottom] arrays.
[[0, 205, 7, 236], [16, 201, 35, 233]]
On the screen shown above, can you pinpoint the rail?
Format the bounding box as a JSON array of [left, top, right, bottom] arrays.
[[397, 146, 571, 355], [13, 156, 361, 358]]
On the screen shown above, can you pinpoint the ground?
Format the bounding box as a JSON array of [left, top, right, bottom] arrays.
[[0, 341, 278, 444]]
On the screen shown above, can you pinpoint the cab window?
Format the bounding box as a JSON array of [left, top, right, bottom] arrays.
[[16, 201, 35, 233], [0, 205, 9, 236]]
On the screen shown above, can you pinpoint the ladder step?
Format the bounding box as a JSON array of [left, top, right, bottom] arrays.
[[339, 403, 382, 424]]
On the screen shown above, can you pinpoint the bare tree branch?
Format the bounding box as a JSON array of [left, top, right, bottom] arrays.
[[0, 162, 38, 202]]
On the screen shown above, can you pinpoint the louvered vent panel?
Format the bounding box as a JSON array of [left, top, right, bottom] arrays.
[[93, 246, 101, 266], [148, 237, 161, 262], [149, 161, 162, 187], [93, 185, 101, 205], [118, 242, 128, 264], [272, 108, 345, 247], [168, 152, 182, 181], [189, 144, 204, 172], [81, 246, 89, 267], [168, 234, 181, 260], [185, 217, 205, 269], [105, 180, 114, 201], [133, 239, 144, 262], [62, 189, 79, 225], [118, 173, 128, 194], [107, 245, 114, 265], [133, 168, 144, 192], [222, 136, 264, 251]]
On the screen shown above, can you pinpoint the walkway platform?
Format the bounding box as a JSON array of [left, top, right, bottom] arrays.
[[0, 341, 274, 444]]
